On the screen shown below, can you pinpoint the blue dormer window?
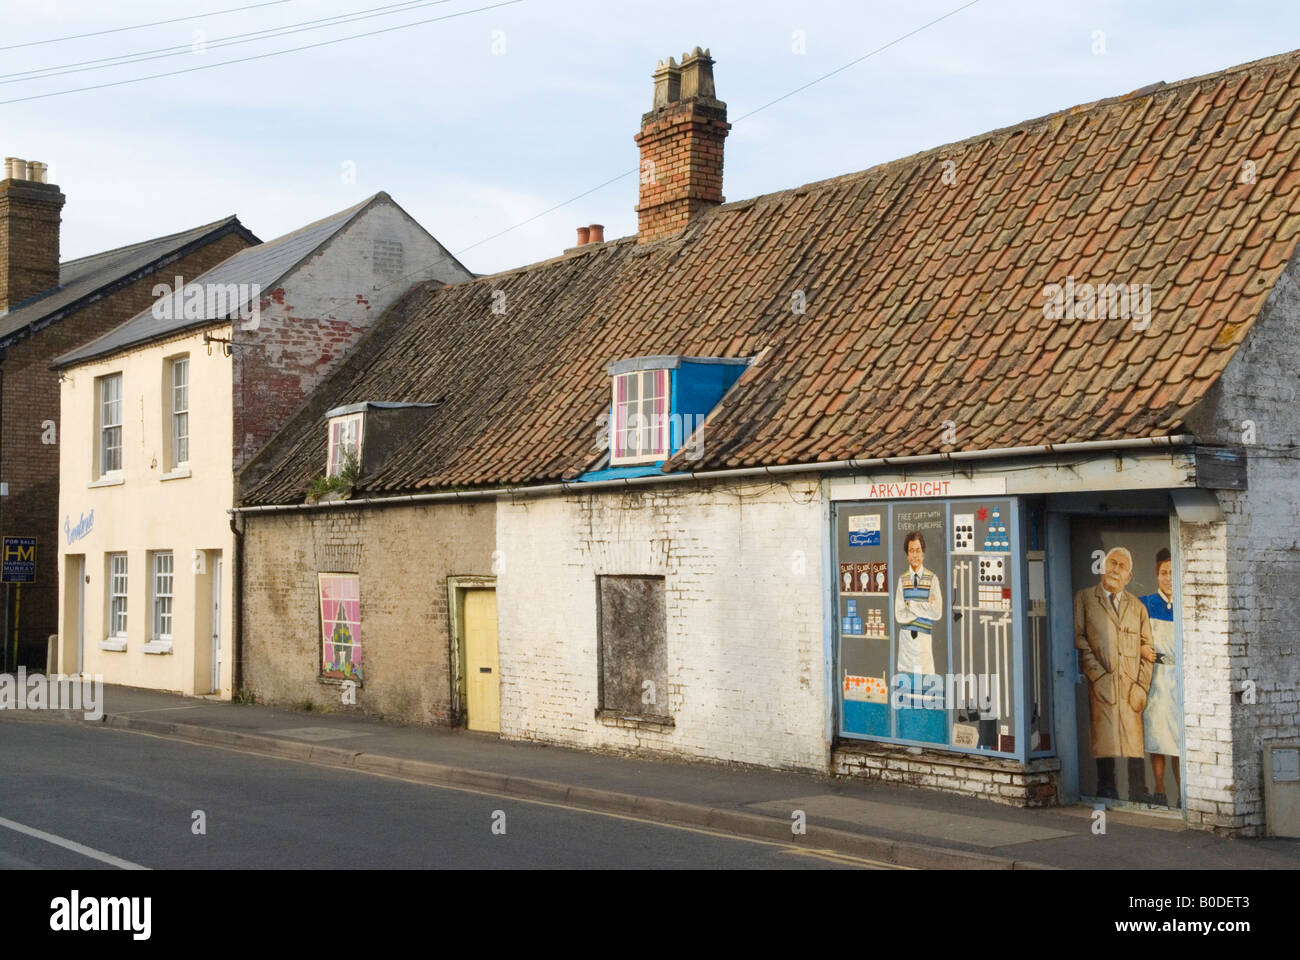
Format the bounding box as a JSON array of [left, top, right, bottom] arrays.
[[591, 355, 750, 479]]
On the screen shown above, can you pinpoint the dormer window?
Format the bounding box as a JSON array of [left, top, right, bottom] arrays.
[[327, 413, 364, 477], [599, 356, 751, 475], [612, 369, 670, 464], [322, 401, 440, 483]]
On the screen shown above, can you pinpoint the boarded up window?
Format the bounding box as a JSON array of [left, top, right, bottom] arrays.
[[372, 238, 405, 278], [597, 575, 667, 717]]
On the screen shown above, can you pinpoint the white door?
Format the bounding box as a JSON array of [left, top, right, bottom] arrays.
[[75, 556, 85, 675], [211, 558, 223, 693]]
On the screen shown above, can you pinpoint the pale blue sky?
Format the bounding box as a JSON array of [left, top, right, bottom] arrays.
[[3, 0, 1299, 274]]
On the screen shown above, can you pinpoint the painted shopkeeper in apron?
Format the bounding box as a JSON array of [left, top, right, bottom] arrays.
[[1139, 548, 1182, 806], [895, 531, 943, 677]]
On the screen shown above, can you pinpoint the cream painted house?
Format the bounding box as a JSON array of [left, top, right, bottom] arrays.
[[52, 193, 470, 696], [56, 328, 236, 694]]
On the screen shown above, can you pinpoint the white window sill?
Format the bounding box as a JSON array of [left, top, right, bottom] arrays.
[[143, 640, 173, 655], [160, 467, 191, 482], [99, 638, 127, 652], [88, 475, 124, 488], [609, 456, 668, 467]]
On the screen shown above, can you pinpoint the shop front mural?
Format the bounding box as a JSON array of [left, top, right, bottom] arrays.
[[319, 572, 362, 682], [836, 497, 1044, 755], [1070, 518, 1182, 807], [948, 503, 1020, 752]]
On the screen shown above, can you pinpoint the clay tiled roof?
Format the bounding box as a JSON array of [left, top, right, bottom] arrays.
[[241, 48, 1300, 506]]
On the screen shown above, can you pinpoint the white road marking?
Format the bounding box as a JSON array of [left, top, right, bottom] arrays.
[[0, 815, 148, 870], [780, 847, 909, 869]]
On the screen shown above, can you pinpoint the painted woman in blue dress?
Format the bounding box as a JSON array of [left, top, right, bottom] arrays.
[[1139, 548, 1181, 806]]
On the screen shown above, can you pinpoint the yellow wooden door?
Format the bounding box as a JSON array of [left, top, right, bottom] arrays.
[[464, 589, 500, 733]]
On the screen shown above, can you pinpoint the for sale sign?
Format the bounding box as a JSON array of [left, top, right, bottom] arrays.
[[2, 537, 36, 583]]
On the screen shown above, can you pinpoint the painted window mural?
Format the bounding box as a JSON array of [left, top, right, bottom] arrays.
[[836, 498, 1043, 756], [948, 503, 1017, 752], [319, 573, 362, 682], [1070, 518, 1182, 808], [1025, 502, 1052, 756]]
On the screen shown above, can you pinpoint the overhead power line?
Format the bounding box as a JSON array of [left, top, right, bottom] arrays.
[[448, 0, 984, 259], [0, 0, 525, 106], [0, 0, 296, 52], [731, 0, 982, 123], [0, 0, 450, 86]]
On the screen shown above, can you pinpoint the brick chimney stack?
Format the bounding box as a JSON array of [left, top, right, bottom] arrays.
[[635, 47, 729, 244], [1, 157, 65, 313]]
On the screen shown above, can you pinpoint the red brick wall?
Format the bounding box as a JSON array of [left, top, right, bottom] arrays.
[[231, 295, 374, 470], [0, 230, 253, 668], [635, 98, 730, 244]]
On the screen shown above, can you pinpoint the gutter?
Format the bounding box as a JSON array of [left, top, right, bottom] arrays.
[[229, 434, 1197, 516]]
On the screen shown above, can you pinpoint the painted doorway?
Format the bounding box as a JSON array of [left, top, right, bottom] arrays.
[[464, 588, 500, 733], [1068, 516, 1183, 810], [211, 556, 223, 694], [62, 556, 86, 675]]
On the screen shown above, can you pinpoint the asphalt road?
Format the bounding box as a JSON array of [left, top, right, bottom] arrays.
[[0, 719, 889, 870]]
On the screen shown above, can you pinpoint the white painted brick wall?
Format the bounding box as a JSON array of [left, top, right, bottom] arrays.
[[1184, 251, 1300, 834], [495, 479, 828, 771]]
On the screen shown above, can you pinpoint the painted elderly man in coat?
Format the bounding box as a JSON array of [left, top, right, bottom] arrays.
[[1074, 546, 1156, 802]]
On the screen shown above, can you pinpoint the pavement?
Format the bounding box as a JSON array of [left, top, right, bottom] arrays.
[[5, 682, 1300, 870]]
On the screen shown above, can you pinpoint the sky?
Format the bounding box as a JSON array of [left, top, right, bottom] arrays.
[[3, 0, 1300, 275]]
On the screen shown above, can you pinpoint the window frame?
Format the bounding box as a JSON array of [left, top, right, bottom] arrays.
[[151, 551, 174, 643], [610, 369, 670, 465], [169, 356, 189, 470], [319, 572, 363, 683], [327, 413, 364, 477], [107, 552, 128, 640], [97, 373, 123, 478]]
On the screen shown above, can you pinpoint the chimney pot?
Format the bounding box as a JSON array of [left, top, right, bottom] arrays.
[[588, 224, 604, 243], [651, 56, 681, 109], [4, 157, 25, 180], [576, 225, 591, 246], [27, 161, 47, 183], [679, 47, 716, 100]]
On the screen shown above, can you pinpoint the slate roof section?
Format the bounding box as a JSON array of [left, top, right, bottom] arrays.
[[0, 216, 259, 347], [240, 48, 1300, 506], [52, 195, 390, 369]]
